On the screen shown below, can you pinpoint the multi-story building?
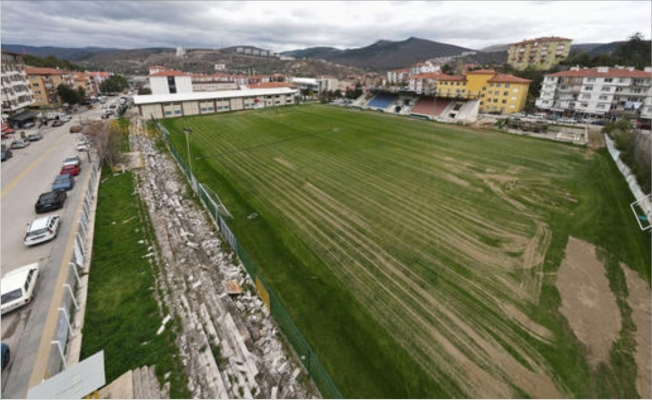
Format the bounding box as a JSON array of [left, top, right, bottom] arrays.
[[72, 71, 95, 97], [408, 69, 531, 114], [536, 66, 652, 118], [1, 51, 34, 117], [386, 69, 410, 85], [25, 66, 74, 107], [148, 69, 193, 95], [507, 36, 572, 70], [317, 75, 340, 93]]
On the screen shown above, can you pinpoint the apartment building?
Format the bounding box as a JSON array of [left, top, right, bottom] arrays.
[[317, 75, 342, 93], [25, 66, 75, 106], [408, 69, 531, 114], [1, 51, 34, 116], [72, 71, 95, 97], [411, 61, 440, 75], [148, 70, 194, 95], [507, 36, 572, 70], [386, 69, 410, 85], [536, 66, 652, 118]]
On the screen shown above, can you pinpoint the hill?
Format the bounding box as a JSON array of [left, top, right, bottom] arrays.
[[282, 37, 476, 71], [69, 47, 365, 78], [1, 43, 122, 60]]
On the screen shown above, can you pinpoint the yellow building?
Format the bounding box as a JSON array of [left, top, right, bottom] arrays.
[[24, 66, 74, 107], [507, 36, 572, 71], [464, 69, 531, 114], [72, 71, 94, 97]]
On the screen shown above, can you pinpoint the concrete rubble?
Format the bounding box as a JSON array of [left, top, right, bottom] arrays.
[[128, 123, 316, 399]]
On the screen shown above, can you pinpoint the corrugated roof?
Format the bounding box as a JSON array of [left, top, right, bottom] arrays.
[[133, 87, 298, 105]]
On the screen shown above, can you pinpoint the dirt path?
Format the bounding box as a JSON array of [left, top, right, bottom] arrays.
[[622, 264, 651, 399], [556, 237, 621, 367], [129, 120, 312, 399]]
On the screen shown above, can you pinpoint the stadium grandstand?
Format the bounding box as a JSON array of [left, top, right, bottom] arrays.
[[367, 93, 398, 110]]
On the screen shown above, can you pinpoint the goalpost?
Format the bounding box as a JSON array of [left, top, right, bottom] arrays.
[[630, 193, 652, 231]]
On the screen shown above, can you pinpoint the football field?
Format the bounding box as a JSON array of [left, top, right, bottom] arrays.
[[161, 104, 650, 398]]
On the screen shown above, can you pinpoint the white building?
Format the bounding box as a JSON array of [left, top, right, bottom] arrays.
[[317, 76, 340, 93], [1, 51, 34, 115], [536, 66, 652, 118], [386, 69, 410, 85], [134, 87, 298, 119], [148, 70, 194, 95]]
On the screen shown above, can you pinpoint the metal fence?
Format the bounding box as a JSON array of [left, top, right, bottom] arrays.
[[151, 116, 342, 398], [47, 161, 100, 377]]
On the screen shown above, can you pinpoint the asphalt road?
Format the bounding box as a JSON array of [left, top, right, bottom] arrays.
[[1, 105, 106, 398]]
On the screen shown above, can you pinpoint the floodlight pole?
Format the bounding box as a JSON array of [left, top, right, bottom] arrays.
[[183, 128, 193, 175]]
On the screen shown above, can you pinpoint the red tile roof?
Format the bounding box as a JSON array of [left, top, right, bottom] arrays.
[[466, 69, 497, 75], [438, 75, 467, 82], [148, 70, 191, 77], [488, 73, 532, 84], [412, 72, 449, 79], [24, 66, 66, 75], [547, 67, 651, 78]]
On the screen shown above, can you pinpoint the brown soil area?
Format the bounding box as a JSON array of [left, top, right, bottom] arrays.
[[622, 264, 651, 399], [556, 237, 621, 367]]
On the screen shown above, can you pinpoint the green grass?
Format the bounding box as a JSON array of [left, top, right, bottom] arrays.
[[161, 104, 650, 398], [80, 167, 190, 398]]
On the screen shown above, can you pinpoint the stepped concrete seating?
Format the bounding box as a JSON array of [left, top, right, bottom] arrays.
[[412, 97, 453, 117], [367, 93, 398, 109]]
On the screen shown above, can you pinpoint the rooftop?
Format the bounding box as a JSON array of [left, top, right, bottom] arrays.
[[133, 87, 298, 105], [511, 36, 573, 46], [547, 66, 652, 78]]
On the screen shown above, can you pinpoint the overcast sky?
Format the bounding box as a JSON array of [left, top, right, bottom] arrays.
[[2, 1, 650, 52]]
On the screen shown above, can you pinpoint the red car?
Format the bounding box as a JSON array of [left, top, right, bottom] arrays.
[[60, 164, 80, 176]]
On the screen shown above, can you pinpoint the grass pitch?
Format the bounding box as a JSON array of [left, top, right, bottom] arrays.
[[162, 104, 650, 398]]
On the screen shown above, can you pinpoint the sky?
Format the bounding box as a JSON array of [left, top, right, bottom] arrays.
[[1, 1, 651, 52]]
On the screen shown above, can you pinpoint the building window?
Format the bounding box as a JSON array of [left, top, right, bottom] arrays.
[[587, 78, 596, 82], [489, 83, 494, 87], [604, 78, 612, 83], [513, 88, 519, 92], [601, 87, 610, 92], [503, 91, 508, 96], [582, 94, 591, 99], [505, 84, 510, 88], [584, 86, 593, 91], [599, 95, 608, 100]]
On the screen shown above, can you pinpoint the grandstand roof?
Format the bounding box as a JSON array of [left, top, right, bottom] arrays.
[[488, 74, 532, 84], [546, 67, 651, 78], [133, 87, 298, 105], [510, 36, 572, 46], [247, 82, 297, 89]]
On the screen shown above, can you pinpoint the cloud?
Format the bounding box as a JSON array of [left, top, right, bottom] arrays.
[[1, 1, 650, 52]]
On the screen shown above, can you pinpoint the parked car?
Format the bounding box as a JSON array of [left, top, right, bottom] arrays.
[[558, 118, 578, 124], [1, 343, 9, 371], [60, 164, 80, 176], [69, 125, 82, 133], [76, 142, 90, 152], [58, 114, 72, 122], [63, 155, 81, 167], [10, 139, 30, 149], [51, 120, 64, 127], [35, 190, 67, 213], [24, 215, 61, 246], [52, 173, 74, 191], [591, 120, 607, 126], [1, 263, 40, 315], [27, 132, 43, 141], [22, 121, 35, 129], [1, 149, 12, 162]]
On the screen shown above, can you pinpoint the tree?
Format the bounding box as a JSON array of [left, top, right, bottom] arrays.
[[138, 87, 152, 95], [76, 86, 86, 102], [56, 83, 81, 104], [613, 32, 651, 70], [100, 74, 130, 94]]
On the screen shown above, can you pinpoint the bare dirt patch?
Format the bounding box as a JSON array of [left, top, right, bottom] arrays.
[[556, 237, 621, 367], [622, 264, 651, 399]]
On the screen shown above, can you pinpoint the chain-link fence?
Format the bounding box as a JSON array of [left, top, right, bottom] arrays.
[[152, 116, 342, 398]]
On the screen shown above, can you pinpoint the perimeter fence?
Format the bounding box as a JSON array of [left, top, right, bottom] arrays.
[[151, 116, 342, 399]]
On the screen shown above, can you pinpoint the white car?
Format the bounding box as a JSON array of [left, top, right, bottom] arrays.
[[1, 263, 40, 315], [77, 142, 89, 152], [63, 155, 81, 167], [24, 215, 61, 246]]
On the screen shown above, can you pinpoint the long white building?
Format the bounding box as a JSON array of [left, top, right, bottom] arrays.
[[134, 87, 298, 119], [1, 51, 34, 115], [536, 65, 652, 119]]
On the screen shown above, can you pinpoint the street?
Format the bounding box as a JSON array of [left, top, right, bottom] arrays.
[[1, 105, 104, 398]]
